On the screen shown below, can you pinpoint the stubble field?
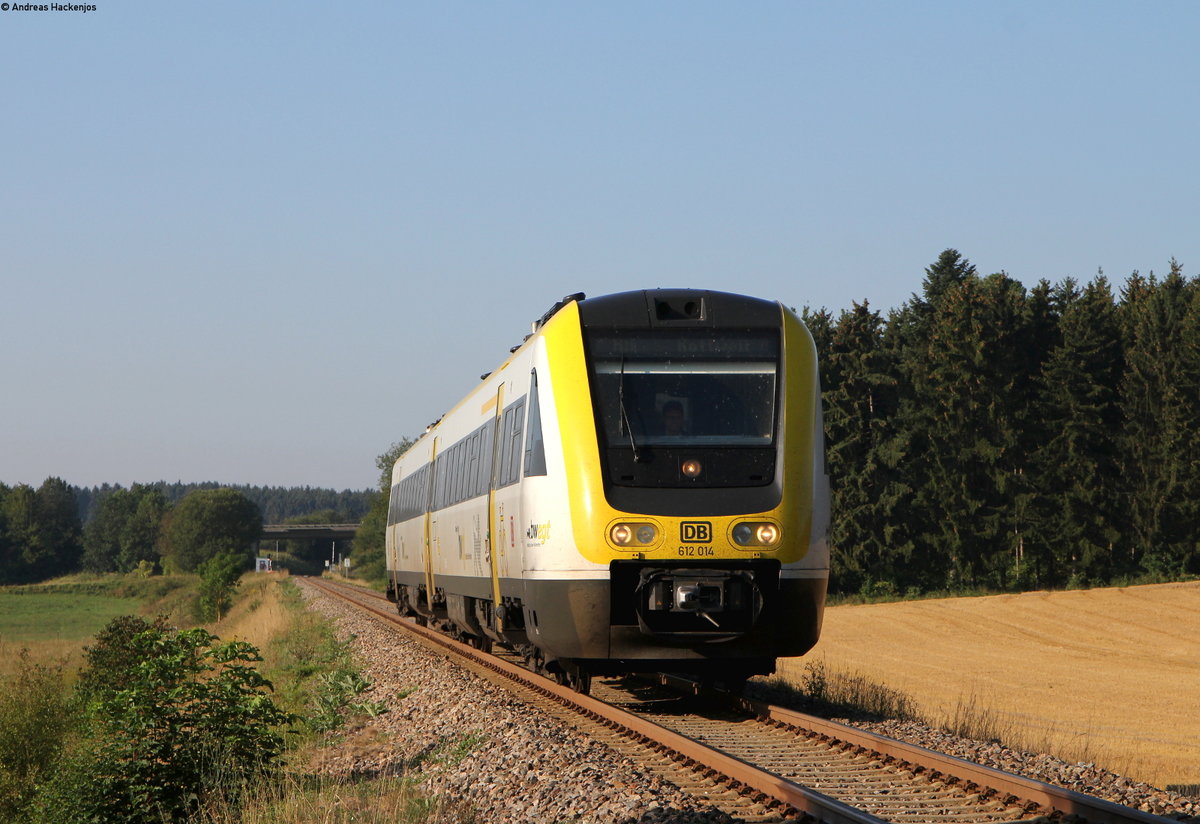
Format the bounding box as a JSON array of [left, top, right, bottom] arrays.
[[778, 581, 1200, 789]]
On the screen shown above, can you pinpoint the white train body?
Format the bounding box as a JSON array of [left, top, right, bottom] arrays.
[[386, 289, 829, 687]]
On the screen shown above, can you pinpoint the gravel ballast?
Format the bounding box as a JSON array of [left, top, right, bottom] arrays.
[[301, 584, 737, 823]]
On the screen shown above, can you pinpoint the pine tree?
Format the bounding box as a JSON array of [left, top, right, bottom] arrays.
[[1031, 276, 1123, 585], [876, 250, 982, 592], [823, 301, 903, 594], [1118, 262, 1200, 577], [903, 270, 1033, 590]]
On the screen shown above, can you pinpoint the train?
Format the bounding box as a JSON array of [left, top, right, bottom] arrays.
[[384, 289, 829, 692]]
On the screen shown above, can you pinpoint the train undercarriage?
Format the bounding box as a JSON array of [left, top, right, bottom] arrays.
[[386, 560, 822, 694]]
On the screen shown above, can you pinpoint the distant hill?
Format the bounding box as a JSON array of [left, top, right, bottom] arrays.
[[73, 482, 374, 525]]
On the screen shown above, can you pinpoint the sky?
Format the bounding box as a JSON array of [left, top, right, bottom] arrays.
[[1, 1, 1197, 492]]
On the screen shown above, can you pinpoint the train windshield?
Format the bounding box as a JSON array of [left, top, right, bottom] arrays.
[[587, 331, 778, 447]]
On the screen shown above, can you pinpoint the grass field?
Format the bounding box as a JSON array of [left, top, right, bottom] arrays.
[[0, 592, 143, 642], [0, 574, 199, 679], [778, 580, 1200, 790]]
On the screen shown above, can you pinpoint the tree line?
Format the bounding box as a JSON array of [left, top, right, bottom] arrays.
[[811, 249, 1200, 596], [0, 481, 372, 584], [74, 482, 373, 525]]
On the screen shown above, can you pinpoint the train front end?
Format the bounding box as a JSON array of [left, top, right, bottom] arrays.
[[531, 289, 829, 682]]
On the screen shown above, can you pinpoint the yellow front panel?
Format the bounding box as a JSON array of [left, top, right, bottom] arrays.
[[543, 301, 821, 568]]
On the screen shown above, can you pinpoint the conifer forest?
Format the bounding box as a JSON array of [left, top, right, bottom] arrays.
[[811, 249, 1199, 596]]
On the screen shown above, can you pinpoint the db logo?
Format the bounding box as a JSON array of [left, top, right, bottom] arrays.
[[680, 522, 711, 543]]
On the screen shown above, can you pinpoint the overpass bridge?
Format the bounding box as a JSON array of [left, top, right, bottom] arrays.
[[260, 523, 360, 541], [256, 523, 362, 572]]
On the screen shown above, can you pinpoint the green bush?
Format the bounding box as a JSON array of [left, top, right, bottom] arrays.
[[0, 651, 72, 823], [75, 614, 172, 702], [34, 620, 296, 823], [196, 551, 244, 621]]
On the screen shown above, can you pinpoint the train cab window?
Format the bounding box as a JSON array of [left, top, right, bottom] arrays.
[[587, 331, 779, 448], [524, 371, 547, 477]]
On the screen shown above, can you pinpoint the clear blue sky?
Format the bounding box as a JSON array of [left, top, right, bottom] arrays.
[[2, 1, 1196, 491]]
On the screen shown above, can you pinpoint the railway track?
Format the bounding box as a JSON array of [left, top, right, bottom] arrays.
[[304, 576, 1178, 824]]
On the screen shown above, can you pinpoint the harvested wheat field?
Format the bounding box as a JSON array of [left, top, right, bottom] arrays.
[[778, 581, 1200, 789]]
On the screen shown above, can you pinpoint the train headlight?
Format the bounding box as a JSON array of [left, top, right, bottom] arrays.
[[731, 521, 781, 547], [681, 459, 703, 479], [610, 522, 659, 547], [755, 523, 779, 545]]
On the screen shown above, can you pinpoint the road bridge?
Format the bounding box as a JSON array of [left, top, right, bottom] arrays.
[[260, 523, 360, 541], [256, 523, 362, 573]]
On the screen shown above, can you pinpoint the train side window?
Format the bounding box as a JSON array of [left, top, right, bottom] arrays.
[[466, 431, 478, 499], [457, 442, 467, 504], [456, 443, 465, 503], [505, 397, 525, 486], [434, 453, 447, 511], [524, 371, 547, 477], [480, 420, 495, 494], [498, 407, 514, 487], [452, 443, 462, 505], [398, 471, 413, 521], [456, 443, 464, 504], [421, 464, 433, 515], [411, 467, 420, 515]]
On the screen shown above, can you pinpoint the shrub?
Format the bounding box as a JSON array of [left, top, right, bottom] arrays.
[[0, 650, 71, 823], [75, 614, 172, 702], [35, 620, 296, 823], [196, 551, 244, 622]]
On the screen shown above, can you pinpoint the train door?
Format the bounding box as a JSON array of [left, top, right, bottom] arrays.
[[486, 386, 505, 627], [494, 394, 525, 591], [423, 437, 439, 612]]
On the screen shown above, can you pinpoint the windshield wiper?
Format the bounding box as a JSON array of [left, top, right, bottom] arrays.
[[618, 357, 642, 462]]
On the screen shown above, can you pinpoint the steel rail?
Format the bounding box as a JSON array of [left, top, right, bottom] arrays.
[[306, 577, 884, 823], [306, 577, 1177, 824], [715, 688, 1173, 824]]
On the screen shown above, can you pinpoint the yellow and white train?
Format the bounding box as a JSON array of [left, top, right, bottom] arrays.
[[385, 289, 828, 692]]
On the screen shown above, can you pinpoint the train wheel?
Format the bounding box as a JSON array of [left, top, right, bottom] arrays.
[[569, 671, 592, 695], [555, 665, 591, 695]]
